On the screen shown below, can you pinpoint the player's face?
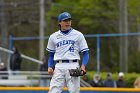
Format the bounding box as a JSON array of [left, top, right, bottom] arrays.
[[59, 19, 72, 31]]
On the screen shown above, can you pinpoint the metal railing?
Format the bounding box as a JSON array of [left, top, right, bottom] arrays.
[[0, 71, 91, 87], [0, 71, 51, 87]]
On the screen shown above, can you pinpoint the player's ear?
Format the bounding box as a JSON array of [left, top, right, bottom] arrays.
[[58, 23, 61, 29]]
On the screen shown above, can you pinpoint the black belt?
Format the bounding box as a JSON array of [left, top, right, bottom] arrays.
[[56, 60, 78, 63]]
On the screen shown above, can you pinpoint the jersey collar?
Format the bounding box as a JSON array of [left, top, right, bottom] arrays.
[[60, 27, 73, 35]]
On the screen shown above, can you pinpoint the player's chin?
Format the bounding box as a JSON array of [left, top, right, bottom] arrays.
[[64, 27, 70, 30]]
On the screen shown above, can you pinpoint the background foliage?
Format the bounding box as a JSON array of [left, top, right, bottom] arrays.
[[2, 0, 140, 74], [46, 0, 140, 73]]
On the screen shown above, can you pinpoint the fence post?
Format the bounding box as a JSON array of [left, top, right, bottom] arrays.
[[9, 34, 13, 50], [97, 35, 100, 73]]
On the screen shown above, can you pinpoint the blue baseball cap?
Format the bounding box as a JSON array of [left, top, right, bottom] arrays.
[[58, 12, 72, 21]]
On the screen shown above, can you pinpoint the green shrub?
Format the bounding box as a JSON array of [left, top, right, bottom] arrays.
[[84, 71, 139, 88]]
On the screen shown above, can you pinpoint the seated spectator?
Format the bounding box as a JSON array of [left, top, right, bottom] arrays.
[[89, 73, 104, 87], [103, 72, 117, 87], [134, 77, 140, 88], [0, 62, 8, 79], [116, 72, 126, 87]]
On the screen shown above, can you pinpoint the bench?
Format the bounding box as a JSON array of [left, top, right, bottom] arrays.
[[0, 75, 39, 86]]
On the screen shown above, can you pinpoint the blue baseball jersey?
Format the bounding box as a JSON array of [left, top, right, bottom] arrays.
[[46, 28, 89, 61]]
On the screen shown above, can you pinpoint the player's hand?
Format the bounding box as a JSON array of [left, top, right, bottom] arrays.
[[80, 65, 86, 74], [48, 67, 54, 75]]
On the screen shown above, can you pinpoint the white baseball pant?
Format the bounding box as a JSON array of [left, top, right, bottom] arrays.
[[48, 62, 80, 93]]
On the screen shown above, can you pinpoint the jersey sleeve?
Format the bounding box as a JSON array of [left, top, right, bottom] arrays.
[[79, 33, 89, 52], [46, 35, 55, 52], [82, 51, 89, 66]]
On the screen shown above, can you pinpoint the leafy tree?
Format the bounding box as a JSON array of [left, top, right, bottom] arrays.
[[6, 0, 140, 72], [46, 0, 120, 72]]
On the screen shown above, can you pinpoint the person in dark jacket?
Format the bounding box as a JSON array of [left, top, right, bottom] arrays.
[[89, 73, 104, 87], [103, 72, 117, 87], [10, 47, 22, 74], [116, 72, 126, 87]]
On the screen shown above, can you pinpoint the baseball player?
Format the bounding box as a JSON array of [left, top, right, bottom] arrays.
[[46, 12, 89, 93]]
